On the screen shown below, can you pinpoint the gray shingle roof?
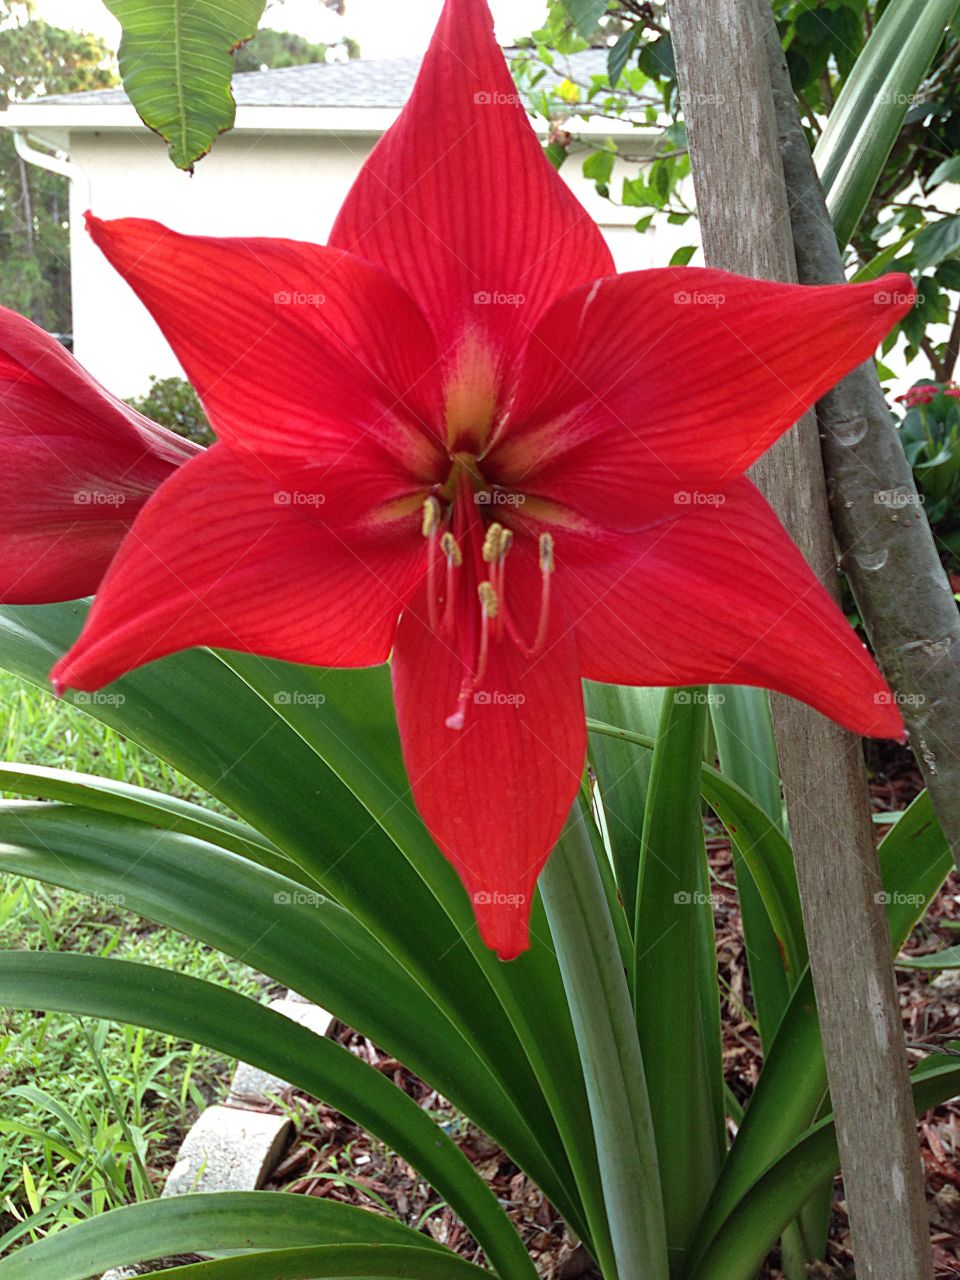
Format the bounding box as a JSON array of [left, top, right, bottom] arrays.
[[34, 47, 614, 110]]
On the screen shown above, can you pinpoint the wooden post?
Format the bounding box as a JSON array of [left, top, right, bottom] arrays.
[[665, 3, 933, 1278]]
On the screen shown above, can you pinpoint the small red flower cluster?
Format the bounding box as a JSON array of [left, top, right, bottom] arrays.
[[897, 381, 960, 407]]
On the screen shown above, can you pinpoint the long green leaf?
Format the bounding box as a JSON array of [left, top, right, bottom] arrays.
[[0, 800, 562, 1219], [633, 690, 724, 1261], [0, 762, 284, 869], [583, 682, 662, 926], [0, 1191, 450, 1280], [0, 602, 599, 1250], [686, 1057, 960, 1280], [814, 0, 959, 246], [153, 1246, 490, 1278], [540, 803, 668, 1280], [0, 952, 537, 1280], [708, 688, 791, 1048], [103, 0, 266, 170], [685, 788, 951, 1273]]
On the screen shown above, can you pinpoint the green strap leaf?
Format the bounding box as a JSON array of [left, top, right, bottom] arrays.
[[633, 690, 725, 1262], [0, 1191, 450, 1280], [686, 1059, 960, 1280], [0, 602, 597, 1251], [0, 952, 537, 1280], [0, 800, 558, 1218], [149, 1245, 491, 1278], [103, 0, 266, 170], [814, 0, 960, 246]]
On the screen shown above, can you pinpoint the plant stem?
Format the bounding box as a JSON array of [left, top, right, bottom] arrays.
[[540, 802, 668, 1280]]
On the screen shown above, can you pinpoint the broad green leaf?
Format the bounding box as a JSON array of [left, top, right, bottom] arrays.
[[0, 800, 562, 1220], [930, 155, 960, 186], [561, 0, 607, 40], [814, 0, 959, 246], [0, 1191, 450, 1280], [912, 214, 960, 271], [633, 691, 724, 1261], [0, 952, 537, 1280], [102, 0, 266, 170]]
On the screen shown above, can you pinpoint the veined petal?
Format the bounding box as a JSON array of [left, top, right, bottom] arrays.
[[329, 0, 613, 376], [557, 478, 903, 740], [0, 306, 196, 603], [392, 544, 585, 960], [492, 269, 914, 525], [52, 444, 426, 692], [86, 215, 446, 472]]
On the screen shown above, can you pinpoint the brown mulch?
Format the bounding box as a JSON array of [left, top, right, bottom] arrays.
[[257, 749, 960, 1280]]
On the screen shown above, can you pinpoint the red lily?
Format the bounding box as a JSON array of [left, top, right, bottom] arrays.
[[0, 305, 197, 603], [52, 0, 912, 958]]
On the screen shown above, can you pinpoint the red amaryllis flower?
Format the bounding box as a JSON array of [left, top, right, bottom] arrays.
[[0, 306, 198, 603], [52, 0, 912, 958]]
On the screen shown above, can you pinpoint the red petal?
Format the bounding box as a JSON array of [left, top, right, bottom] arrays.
[[329, 0, 613, 371], [86, 215, 445, 473], [492, 270, 915, 527], [0, 306, 196, 603], [392, 542, 586, 960], [52, 445, 426, 691], [556, 478, 903, 740]]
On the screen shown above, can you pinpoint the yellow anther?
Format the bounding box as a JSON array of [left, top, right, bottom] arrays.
[[422, 495, 441, 538], [539, 532, 555, 574], [499, 528, 514, 557], [482, 522, 505, 563], [478, 581, 499, 619], [440, 531, 463, 567]]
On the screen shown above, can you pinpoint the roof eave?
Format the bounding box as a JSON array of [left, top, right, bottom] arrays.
[[1, 101, 661, 148]]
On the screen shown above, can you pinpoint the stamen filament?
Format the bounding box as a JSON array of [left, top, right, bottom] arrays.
[[445, 581, 499, 732], [422, 496, 441, 631], [440, 531, 462, 633], [531, 533, 555, 654]]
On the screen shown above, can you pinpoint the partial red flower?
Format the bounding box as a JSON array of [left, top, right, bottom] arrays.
[[0, 306, 197, 603], [51, 0, 912, 959]]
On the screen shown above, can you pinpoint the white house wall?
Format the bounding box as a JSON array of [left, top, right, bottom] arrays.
[[66, 127, 697, 397]]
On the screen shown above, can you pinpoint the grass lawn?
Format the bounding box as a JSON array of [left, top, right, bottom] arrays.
[[0, 671, 263, 1251]]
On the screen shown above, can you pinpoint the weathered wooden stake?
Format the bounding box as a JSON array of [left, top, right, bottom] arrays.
[[666, 2, 933, 1277]]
